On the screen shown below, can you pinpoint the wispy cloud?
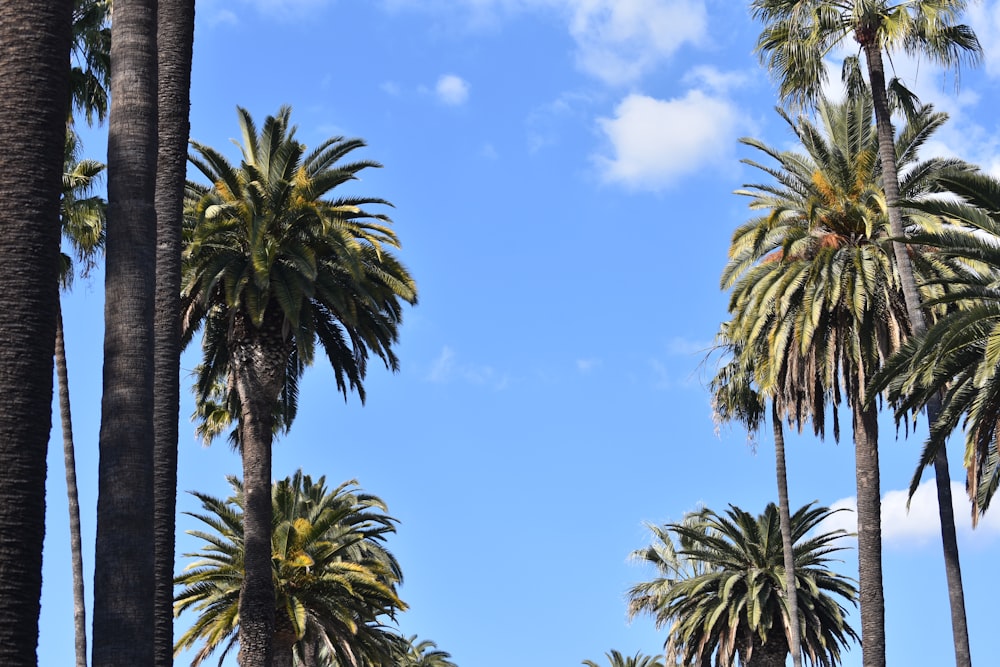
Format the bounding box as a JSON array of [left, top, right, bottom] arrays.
[[576, 357, 602, 374], [426, 346, 510, 389], [436, 74, 471, 105], [594, 89, 741, 191], [818, 480, 1000, 549]]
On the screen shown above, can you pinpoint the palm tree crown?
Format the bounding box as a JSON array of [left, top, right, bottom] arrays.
[[582, 649, 665, 667], [174, 471, 406, 667], [628, 503, 858, 667]]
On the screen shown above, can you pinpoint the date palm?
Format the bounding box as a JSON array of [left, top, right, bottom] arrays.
[[722, 92, 967, 667], [182, 106, 417, 666], [175, 471, 406, 667], [751, 4, 981, 663], [628, 503, 858, 667], [582, 650, 664, 667]]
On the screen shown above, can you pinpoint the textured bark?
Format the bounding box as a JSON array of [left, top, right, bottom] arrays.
[[233, 310, 290, 667], [0, 4, 72, 665], [746, 634, 788, 667], [863, 40, 972, 667], [56, 305, 88, 667], [772, 402, 801, 667], [853, 398, 885, 667], [92, 0, 159, 664], [152, 2, 194, 665], [272, 615, 297, 667]]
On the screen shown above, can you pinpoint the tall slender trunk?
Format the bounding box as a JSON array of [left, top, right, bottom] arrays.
[[56, 304, 88, 667], [852, 396, 885, 667], [93, 0, 159, 663], [0, 4, 72, 665], [231, 311, 290, 667], [863, 40, 972, 667], [152, 2, 195, 665], [772, 401, 801, 667]]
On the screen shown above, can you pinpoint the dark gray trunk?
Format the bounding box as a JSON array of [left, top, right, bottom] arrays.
[[92, 0, 159, 663], [852, 396, 885, 667], [863, 40, 972, 667], [772, 402, 801, 667], [0, 3, 72, 665], [152, 2, 194, 665], [56, 305, 88, 667], [232, 310, 290, 667]]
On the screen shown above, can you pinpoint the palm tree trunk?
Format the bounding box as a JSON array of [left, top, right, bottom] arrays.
[[863, 41, 972, 667], [93, 0, 159, 663], [56, 304, 88, 667], [152, 2, 195, 665], [932, 435, 972, 666], [852, 396, 885, 667], [0, 4, 73, 664], [231, 313, 289, 667], [772, 401, 801, 667]]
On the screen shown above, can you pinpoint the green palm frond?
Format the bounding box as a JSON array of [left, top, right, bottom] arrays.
[[174, 471, 406, 666], [628, 502, 857, 667]]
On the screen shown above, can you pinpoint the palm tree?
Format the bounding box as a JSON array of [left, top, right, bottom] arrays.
[[875, 170, 1000, 518], [0, 3, 74, 664], [722, 93, 967, 667], [628, 503, 858, 667], [175, 471, 407, 667], [182, 106, 417, 666], [92, 0, 159, 662], [69, 0, 110, 126], [399, 636, 458, 667], [59, 126, 106, 667], [582, 649, 664, 667], [710, 325, 802, 667], [750, 4, 981, 664], [153, 2, 196, 664]]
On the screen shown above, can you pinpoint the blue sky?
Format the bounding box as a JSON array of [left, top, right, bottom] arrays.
[[40, 1, 1000, 665]]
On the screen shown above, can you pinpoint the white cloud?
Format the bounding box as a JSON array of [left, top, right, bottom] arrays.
[[818, 480, 1000, 549], [576, 358, 601, 373], [425, 346, 510, 389], [481, 143, 499, 159], [567, 0, 708, 85], [436, 74, 471, 105], [380, 81, 402, 96], [682, 65, 751, 95], [594, 90, 740, 191]]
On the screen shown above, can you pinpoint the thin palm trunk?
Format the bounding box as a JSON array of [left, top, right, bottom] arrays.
[[852, 395, 885, 667], [56, 304, 88, 667], [92, 0, 159, 663], [772, 401, 801, 667], [863, 41, 972, 667], [152, 2, 195, 664], [0, 4, 73, 665], [232, 312, 289, 667]]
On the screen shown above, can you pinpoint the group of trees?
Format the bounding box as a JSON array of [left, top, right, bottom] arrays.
[[1, 1, 433, 666], [594, 2, 999, 667]]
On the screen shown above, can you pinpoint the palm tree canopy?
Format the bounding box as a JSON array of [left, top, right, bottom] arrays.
[[174, 471, 407, 667], [873, 170, 1000, 518], [182, 105, 418, 436], [582, 649, 665, 667], [628, 503, 858, 667], [722, 92, 967, 438], [751, 0, 981, 110], [60, 126, 106, 287], [399, 636, 459, 667], [70, 0, 111, 125]]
